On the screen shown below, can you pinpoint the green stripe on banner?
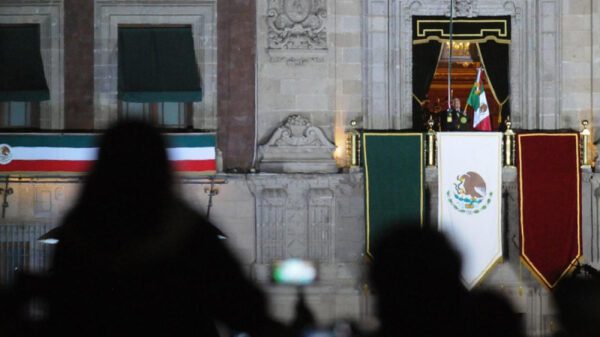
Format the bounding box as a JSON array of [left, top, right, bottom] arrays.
[[0, 133, 216, 149], [166, 134, 216, 148], [363, 132, 424, 258], [0, 134, 98, 148]]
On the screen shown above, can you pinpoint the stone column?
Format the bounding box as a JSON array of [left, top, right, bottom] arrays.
[[217, 0, 257, 171], [64, 0, 94, 129]]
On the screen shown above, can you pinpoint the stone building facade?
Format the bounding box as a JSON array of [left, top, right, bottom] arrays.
[[1, 0, 600, 336]]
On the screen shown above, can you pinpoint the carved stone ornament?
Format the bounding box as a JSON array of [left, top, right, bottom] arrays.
[[447, 0, 477, 17], [259, 114, 337, 173], [267, 0, 327, 49]]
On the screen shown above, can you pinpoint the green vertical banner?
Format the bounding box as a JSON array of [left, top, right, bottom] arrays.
[[363, 132, 424, 258]]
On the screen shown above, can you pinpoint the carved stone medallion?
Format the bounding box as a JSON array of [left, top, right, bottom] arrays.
[[267, 0, 327, 49], [447, 0, 478, 17], [284, 0, 311, 22]]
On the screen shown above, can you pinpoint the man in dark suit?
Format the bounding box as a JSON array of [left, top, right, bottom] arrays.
[[442, 98, 469, 131]]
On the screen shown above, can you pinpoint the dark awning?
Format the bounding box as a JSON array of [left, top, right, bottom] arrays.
[[118, 27, 203, 103], [0, 25, 50, 101]]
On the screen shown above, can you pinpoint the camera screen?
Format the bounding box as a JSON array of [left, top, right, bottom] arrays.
[[272, 258, 317, 285]]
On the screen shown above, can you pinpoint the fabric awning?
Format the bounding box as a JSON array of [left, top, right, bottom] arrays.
[[0, 25, 50, 101], [118, 27, 203, 103]]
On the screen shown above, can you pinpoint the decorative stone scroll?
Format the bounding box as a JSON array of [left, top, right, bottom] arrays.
[[267, 0, 327, 49], [259, 114, 337, 173]]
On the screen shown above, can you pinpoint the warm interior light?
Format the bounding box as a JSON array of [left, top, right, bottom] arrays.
[[334, 111, 348, 167]]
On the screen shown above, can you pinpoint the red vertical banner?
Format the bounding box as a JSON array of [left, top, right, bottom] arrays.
[[517, 133, 581, 288]]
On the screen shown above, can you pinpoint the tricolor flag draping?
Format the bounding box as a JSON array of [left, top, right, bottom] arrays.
[[518, 133, 581, 288], [363, 132, 423, 257], [466, 68, 492, 131], [438, 132, 502, 289], [0, 133, 216, 174]]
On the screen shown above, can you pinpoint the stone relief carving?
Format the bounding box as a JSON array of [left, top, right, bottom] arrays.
[[259, 114, 337, 173], [503, 1, 521, 22], [446, 0, 477, 17], [267, 0, 327, 49], [258, 188, 287, 263], [269, 56, 326, 66], [408, 1, 422, 12], [308, 188, 334, 263], [249, 174, 359, 269]]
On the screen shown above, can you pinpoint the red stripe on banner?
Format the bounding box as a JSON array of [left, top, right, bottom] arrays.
[[0, 159, 216, 173], [171, 160, 216, 172], [0, 160, 93, 172], [518, 133, 581, 288]]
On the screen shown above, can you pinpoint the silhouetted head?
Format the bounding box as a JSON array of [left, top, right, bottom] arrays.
[[90, 120, 171, 194], [468, 289, 524, 337], [369, 225, 467, 337], [554, 276, 600, 337], [65, 121, 174, 242]]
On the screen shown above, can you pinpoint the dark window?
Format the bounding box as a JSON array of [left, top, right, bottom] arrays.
[[0, 25, 49, 129], [117, 26, 202, 129], [119, 101, 192, 129]]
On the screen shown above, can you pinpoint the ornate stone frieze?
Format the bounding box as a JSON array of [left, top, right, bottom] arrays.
[[269, 55, 326, 66], [267, 0, 327, 49], [249, 173, 362, 268], [259, 114, 337, 173]]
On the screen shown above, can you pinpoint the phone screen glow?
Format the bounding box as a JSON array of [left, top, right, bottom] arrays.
[[272, 259, 316, 285]]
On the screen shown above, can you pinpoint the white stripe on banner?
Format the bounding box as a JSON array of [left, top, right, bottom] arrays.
[[11, 147, 215, 162], [12, 147, 99, 161], [437, 132, 502, 289], [167, 147, 215, 161]]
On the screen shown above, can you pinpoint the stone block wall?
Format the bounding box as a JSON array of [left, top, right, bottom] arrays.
[[561, 0, 594, 129], [256, 0, 363, 167]]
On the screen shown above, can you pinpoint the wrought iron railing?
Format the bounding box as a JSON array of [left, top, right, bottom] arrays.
[[0, 223, 56, 286]]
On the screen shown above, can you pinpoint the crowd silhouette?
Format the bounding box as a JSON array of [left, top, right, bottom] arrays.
[[0, 121, 598, 337], [369, 225, 524, 337]]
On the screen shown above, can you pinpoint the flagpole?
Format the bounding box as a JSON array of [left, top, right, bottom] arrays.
[[447, 0, 454, 110]]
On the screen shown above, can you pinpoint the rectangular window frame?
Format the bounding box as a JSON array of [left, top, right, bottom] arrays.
[[118, 101, 193, 130], [0, 101, 41, 130]]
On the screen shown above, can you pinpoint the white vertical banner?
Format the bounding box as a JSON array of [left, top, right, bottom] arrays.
[[438, 132, 503, 289]]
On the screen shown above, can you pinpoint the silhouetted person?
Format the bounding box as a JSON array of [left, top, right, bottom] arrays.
[[369, 225, 470, 337], [47, 121, 284, 337], [413, 97, 431, 132], [554, 272, 600, 337], [468, 289, 524, 337], [291, 288, 316, 333]]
